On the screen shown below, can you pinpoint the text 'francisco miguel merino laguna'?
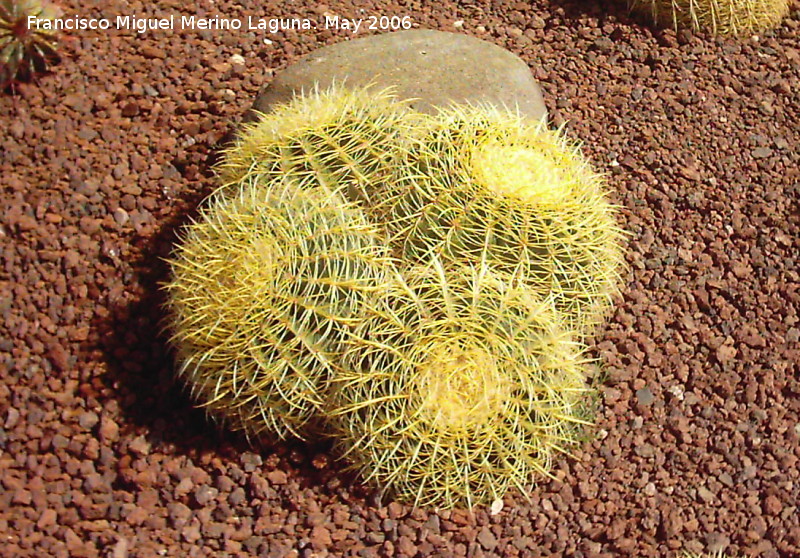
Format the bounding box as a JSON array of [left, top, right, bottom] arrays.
[[27, 15, 325, 34]]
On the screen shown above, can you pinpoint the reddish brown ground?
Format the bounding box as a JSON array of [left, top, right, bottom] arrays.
[[1, 1, 799, 557]]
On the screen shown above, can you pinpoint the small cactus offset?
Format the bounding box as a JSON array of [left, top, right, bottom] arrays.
[[326, 259, 592, 508], [164, 175, 392, 441], [372, 106, 626, 337], [629, 0, 790, 35], [218, 86, 417, 204], [0, 0, 61, 89]]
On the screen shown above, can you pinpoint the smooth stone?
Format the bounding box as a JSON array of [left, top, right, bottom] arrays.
[[250, 29, 547, 122], [636, 387, 655, 407]]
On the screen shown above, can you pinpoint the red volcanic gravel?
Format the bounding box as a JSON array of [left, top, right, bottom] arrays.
[[2, 0, 800, 557]]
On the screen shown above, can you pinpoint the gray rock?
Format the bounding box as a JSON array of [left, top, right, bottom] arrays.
[[636, 387, 655, 407], [250, 30, 546, 122]]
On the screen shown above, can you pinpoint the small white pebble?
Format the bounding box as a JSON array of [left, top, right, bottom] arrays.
[[113, 207, 129, 227], [453, 20, 464, 29], [490, 498, 503, 515], [230, 54, 245, 66], [668, 384, 685, 400]]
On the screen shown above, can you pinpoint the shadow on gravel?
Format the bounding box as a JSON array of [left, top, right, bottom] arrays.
[[91, 132, 361, 503], [549, 0, 664, 34], [548, 0, 631, 23], [92, 159, 225, 458]]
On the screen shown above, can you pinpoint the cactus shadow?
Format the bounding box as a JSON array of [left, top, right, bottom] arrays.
[[90, 141, 360, 503], [91, 167, 226, 457], [547, 0, 659, 32]]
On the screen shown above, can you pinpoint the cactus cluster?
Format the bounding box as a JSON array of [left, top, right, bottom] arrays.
[[165, 86, 626, 508], [629, 0, 790, 35]]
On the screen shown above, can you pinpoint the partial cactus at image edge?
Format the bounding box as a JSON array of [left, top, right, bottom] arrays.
[[629, 0, 790, 35], [372, 106, 627, 338], [0, 0, 62, 88], [164, 175, 393, 441], [217, 85, 418, 204], [325, 258, 593, 509]]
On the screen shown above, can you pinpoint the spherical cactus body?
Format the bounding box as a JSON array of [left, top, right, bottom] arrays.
[[372, 106, 626, 337], [218, 86, 416, 204], [164, 176, 392, 441], [629, 0, 790, 35], [326, 259, 592, 508]]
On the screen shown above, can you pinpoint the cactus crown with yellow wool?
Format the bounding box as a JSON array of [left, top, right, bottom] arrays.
[[326, 259, 592, 508], [370, 105, 627, 337]]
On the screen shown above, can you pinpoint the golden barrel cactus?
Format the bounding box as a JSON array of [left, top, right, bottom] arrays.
[[326, 259, 592, 508], [372, 106, 626, 337], [218, 86, 416, 204], [629, 0, 791, 35], [164, 176, 392, 440]]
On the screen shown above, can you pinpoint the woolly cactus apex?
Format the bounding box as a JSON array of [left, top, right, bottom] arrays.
[[327, 259, 592, 509], [373, 106, 627, 337], [629, 0, 790, 35], [164, 175, 392, 441], [218, 85, 416, 203]]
